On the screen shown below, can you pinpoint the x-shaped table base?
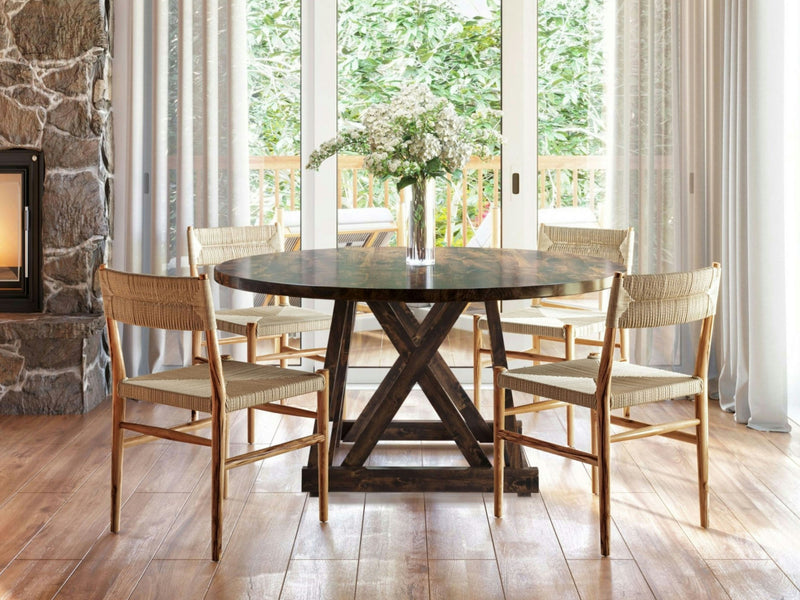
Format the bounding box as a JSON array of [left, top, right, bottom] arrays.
[[302, 299, 539, 494]]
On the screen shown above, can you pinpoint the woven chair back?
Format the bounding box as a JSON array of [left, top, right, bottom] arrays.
[[538, 224, 635, 271], [188, 225, 284, 270], [607, 264, 721, 330], [99, 267, 215, 333]]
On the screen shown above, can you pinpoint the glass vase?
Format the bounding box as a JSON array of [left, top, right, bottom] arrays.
[[406, 177, 435, 266]]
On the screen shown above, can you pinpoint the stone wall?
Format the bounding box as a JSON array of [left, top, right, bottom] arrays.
[[0, 0, 111, 414]]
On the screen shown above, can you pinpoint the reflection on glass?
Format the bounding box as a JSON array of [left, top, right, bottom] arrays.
[[0, 173, 22, 283], [338, 0, 500, 368], [537, 0, 607, 221], [247, 0, 301, 233]]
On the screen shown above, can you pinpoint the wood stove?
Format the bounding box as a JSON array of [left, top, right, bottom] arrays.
[[0, 149, 43, 313]]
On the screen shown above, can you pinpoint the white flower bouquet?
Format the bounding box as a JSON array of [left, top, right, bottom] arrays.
[[306, 83, 501, 191]]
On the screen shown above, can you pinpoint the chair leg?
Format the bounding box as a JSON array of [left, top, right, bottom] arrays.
[[211, 410, 227, 561], [590, 409, 598, 495], [696, 391, 710, 527], [620, 330, 631, 418], [280, 333, 289, 368], [223, 418, 231, 499], [110, 392, 125, 533], [280, 333, 288, 405], [246, 324, 258, 444], [493, 367, 506, 518], [317, 370, 330, 523], [472, 315, 482, 410], [597, 399, 611, 556], [565, 326, 575, 448]]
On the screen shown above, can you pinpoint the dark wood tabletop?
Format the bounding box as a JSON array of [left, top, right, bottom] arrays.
[[213, 246, 622, 303]]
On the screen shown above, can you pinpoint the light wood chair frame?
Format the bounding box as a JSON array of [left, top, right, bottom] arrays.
[[100, 266, 329, 561], [493, 263, 720, 556], [473, 225, 635, 447], [188, 224, 329, 442]]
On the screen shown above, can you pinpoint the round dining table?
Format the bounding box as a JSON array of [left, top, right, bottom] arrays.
[[215, 246, 622, 494]]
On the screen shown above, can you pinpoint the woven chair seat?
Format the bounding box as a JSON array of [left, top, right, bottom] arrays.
[[498, 357, 703, 411], [119, 360, 326, 414], [478, 305, 606, 339], [215, 305, 331, 337]]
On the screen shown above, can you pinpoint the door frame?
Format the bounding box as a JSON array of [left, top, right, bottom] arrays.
[[299, 0, 537, 384]]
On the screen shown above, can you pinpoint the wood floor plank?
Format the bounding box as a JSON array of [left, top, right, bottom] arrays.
[[135, 440, 211, 493], [0, 492, 69, 570], [0, 559, 78, 600], [367, 441, 424, 467], [52, 492, 188, 600], [203, 493, 306, 599], [360, 493, 426, 560], [425, 492, 494, 560], [251, 408, 319, 494], [568, 559, 654, 600], [487, 493, 580, 600], [631, 437, 767, 560], [355, 559, 428, 600], [349, 330, 398, 368], [19, 442, 107, 494], [349, 330, 388, 367], [0, 410, 101, 448], [235, 404, 282, 446], [759, 416, 800, 464], [706, 559, 800, 600], [717, 491, 800, 589], [20, 443, 166, 560], [705, 410, 800, 518], [4, 341, 800, 599], [128, 559, 218, 600], [550, 402, 654, 494], [534, 451, 631, 559], [154, 445, 262, 560], [292, 493, 364, 560], [647, 402, 765, 494], [428, 559, 504, 600], [420, 444, 469, 467], [611, 491, 729, 599], [281, 559, 358, 600], [0, 444, 62, 507]]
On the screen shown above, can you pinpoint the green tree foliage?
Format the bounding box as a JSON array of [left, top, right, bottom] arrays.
[[247, 0, 301, 156], [247, 0, 501, 156], [538, 0, 605, 156], [337, 0, 500, 129], [246, 0, 606, 226]]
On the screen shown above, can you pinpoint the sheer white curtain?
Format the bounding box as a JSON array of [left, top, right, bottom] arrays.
[[604, 0, 706, 369], [711, 0, 796, 432], [113, 0, 250, 373], [605, 0, 796, 430]]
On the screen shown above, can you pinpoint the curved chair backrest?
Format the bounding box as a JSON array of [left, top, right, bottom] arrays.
[[606, 264, 721, 330], [538, 224, 635, 272], [98, 266, 216, 333], [188, 225, 284, 273]]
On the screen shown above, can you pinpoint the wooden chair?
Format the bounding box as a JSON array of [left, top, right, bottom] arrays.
[[99, 266, 329, 561], [188, 224, 330, 442], [493, 263, 721, 556], [473, 225, 635, 446]]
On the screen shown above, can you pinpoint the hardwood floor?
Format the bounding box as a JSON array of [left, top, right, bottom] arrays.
[[1, 332, 800, 599]]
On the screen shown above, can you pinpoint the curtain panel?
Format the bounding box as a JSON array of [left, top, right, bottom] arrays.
[[605, 0, 690, 368], [113, 0, 250, 373], [712, 0, 793, 432]]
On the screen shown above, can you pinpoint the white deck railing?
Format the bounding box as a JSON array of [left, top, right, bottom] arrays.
[[249, 154, 607, 247]]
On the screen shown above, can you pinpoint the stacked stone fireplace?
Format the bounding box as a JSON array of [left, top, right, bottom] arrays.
[[0, 0, 111, 413]]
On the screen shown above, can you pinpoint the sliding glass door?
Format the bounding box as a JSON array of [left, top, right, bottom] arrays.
[[243, 0, 536, 380]]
